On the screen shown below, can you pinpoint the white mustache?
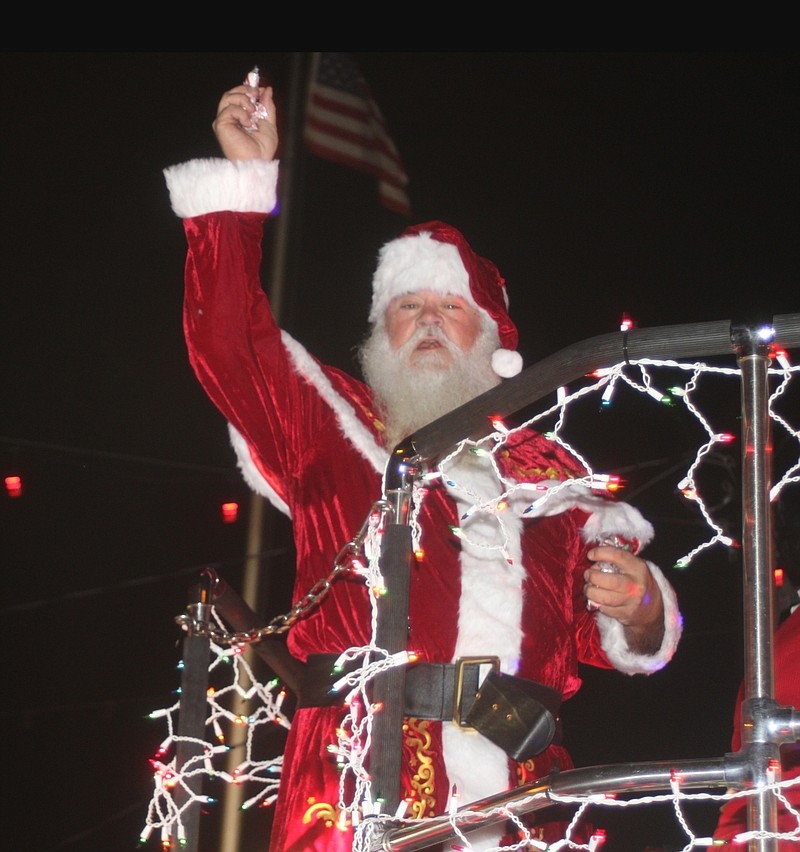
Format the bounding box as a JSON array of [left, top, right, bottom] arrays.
[[403, 324, 456, 349]]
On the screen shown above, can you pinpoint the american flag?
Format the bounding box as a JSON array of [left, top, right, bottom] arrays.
[[304, 53, 411, 217]]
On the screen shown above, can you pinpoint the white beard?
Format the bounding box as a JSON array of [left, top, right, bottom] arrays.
[[359, 323, 502, 450]]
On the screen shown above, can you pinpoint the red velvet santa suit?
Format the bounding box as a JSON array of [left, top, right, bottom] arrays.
[[164, 158, 683, 851]]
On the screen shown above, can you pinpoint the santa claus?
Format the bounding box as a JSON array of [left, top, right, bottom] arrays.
[[164, 79, 683, 851]]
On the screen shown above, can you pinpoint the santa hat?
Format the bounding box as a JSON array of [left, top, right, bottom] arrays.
[[368, 221, 523, 378]]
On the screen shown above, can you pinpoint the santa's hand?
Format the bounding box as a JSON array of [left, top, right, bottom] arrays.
[[584, 546, 665, 653], [212, 82, 278, 162]]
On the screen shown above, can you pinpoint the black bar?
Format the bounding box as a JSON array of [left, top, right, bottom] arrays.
[[370, 524, 413, 814], [211, 576, 305, 696], [407, 312, 800, 464], [173, 585, 211, 852]]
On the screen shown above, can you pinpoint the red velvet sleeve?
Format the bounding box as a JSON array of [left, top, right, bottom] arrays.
[[182, 210, 322, 508]]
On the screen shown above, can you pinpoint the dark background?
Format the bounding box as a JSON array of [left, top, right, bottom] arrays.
[[2, 51, 799, 851]]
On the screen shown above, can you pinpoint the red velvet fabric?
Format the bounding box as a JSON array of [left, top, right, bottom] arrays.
[[182, 210, 621, 851]]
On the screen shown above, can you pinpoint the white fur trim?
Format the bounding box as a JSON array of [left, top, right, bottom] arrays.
[[369, 233, 472, 323], [516, 480, 654, 549], [491, 348, 523, 378], [163, 158, 279, 218], [578, 498, 655, 549], [225, 330, 389, 510], [279, 332, 389, 475], [440, 724, 508, 849], [440, 450, 524, 819], [228, 425, 291, 517], [446, 452, 525, 674], [595, 560, 684, 674]]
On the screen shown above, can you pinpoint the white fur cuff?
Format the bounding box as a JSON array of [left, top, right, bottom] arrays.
[[228, 425, 291, 518], [163, 158, 279, 218], [595, 560, 683, 675]]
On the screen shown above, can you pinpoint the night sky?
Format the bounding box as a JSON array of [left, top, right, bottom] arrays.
[[2, 52, 799, 852]]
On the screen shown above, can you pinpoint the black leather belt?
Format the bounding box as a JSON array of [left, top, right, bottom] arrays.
[[298, 653, 491, 718], [298, 653, 562, 761]]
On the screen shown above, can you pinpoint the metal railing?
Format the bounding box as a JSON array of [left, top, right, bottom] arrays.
[[372, 313, 800, 851], [172, 312, 800, 852]]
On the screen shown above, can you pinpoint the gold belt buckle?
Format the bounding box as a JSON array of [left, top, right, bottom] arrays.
[[453, 656, 500, 728]]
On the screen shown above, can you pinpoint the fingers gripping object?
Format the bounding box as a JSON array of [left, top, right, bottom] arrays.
[[245, 66, 269, 128], [587, 533, 641, 611], [595, 533, 641, 572]]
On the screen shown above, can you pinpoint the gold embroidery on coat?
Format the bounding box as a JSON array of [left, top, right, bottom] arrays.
[[302, 797, 340, 828], [502, 456, 570, 483], [403, 719, 436, 818], [516, 758, 537, 785]]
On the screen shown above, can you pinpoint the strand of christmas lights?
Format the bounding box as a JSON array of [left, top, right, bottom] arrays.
[[769, 355, 800, 499], [144, 356, 800, 850], [326, 506, 423, 827], [142, 629, 291, 843], [430, 351, 798, 568], [349, 776, 800, 852]]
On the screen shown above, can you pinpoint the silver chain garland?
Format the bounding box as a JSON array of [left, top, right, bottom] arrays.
[[175, 500, 392, 646]]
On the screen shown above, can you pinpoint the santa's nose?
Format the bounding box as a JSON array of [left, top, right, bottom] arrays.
[[417, 305, 443, 327]]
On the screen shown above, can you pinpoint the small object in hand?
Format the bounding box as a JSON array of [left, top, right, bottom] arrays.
[[244, 66, 269, 128], [587, 533, 641, 610], [594, 533, 640, 573]]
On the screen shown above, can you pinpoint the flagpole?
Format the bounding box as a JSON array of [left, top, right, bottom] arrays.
[[217, 51, 312, 852], [267, 51, 314, 321]]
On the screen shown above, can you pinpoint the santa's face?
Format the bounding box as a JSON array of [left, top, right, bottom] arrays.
[[359, 302, 500, 450], [383, 290, 483, 368]]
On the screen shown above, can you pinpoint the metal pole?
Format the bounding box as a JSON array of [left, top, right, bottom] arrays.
[[731, 321, 780, 851], [219, 495, 265, 852], [173, 576, 212, 852], [376, 756, 735, 851]]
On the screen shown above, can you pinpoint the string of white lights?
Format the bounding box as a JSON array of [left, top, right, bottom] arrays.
[[142, 356, 800, 849]]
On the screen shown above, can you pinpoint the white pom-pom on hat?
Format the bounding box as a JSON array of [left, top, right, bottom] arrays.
[[491, 349, 524, 379]]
